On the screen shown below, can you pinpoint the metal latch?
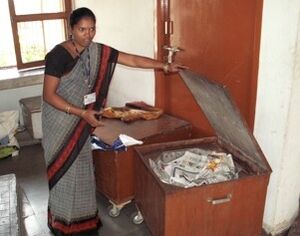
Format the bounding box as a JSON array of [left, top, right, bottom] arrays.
[[163, 46, 182, 63]]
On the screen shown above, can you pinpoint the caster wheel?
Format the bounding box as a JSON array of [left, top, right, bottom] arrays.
[[108, 205, 120, 217], [132, 212, 144, 224]]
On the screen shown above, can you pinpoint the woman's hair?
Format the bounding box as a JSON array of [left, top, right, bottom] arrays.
[[69, 7, 96, 28]]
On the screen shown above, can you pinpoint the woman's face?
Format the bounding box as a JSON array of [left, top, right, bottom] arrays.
[[71, 17, 96, 49]]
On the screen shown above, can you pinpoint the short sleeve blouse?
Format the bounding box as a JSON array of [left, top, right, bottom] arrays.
[[44, 45, 78, 78], [45, 44, 119, 78]]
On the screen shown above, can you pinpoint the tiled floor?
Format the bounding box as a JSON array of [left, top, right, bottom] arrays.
[[0, 143, 151, 236], [0, 174, 19, 236]]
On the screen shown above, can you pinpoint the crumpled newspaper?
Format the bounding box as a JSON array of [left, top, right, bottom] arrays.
[[150, 148, 238, 188]]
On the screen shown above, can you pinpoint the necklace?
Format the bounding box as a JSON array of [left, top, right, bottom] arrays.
[[71, 40, 91, 88]]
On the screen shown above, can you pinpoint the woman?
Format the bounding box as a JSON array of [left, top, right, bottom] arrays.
[[42, 7, 184, 236]]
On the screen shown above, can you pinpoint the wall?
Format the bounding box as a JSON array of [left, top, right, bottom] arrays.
[[0, 81, 43, 125], [0, 85, 42, 113], [75, 0, 156, 106], [255, 0, 300, 234], [0, 73, 43, 115]]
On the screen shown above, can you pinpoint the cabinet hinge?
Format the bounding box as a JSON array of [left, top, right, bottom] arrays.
[[164, 20, 173, 35]]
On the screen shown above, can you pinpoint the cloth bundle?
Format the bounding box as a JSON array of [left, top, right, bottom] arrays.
[[91, 134, 143, 152], [0, 110, 19, 159]]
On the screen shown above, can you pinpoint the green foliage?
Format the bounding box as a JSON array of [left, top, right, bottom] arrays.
[[22, 44, 45, 63], [0, 44, 45, 67]]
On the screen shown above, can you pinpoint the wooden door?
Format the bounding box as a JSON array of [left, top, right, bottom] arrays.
[[155, 0, 263, 137]]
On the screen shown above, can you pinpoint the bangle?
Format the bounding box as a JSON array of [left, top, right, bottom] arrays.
[[80, 110, 87, 117], [65, 105, 71, 114], [163, 63, 169, 74]]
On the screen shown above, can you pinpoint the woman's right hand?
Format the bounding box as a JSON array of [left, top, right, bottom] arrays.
[[80, 109, 104, 127]]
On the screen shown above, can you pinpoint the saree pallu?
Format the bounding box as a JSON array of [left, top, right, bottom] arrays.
[[42, 42, 118, 236]]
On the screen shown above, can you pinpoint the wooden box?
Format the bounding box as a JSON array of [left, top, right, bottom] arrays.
[[92, 114, 192, 213], [134, 71, 271, 236], [19, 96, 42, 139]]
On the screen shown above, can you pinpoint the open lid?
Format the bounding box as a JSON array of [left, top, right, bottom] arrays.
[[179, 70, 267, 170]]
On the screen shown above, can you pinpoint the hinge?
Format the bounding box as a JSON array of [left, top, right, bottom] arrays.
[[164, 20, 173, 35]]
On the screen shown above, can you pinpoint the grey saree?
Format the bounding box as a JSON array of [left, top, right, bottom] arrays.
[[42, 42, 118, 235]]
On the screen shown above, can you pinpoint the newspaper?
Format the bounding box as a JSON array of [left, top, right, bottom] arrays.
[[150, 148, 238, 188]]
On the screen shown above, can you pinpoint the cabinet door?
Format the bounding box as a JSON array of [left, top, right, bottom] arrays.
[[156, 0, 263, 136]]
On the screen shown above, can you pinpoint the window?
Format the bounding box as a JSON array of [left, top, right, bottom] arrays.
[[0, 0, 72, 70]]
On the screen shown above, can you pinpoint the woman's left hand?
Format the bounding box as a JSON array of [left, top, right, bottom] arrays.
[[81, 109, 104, 127]]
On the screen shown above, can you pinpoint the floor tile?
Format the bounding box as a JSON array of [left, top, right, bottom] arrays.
[[0, 174, 20, 236]]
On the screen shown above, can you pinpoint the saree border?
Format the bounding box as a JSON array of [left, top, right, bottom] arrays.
[[48, 209, 101, 235]]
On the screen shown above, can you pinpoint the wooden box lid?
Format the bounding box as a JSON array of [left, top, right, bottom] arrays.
[[179, 70, 269, 170]]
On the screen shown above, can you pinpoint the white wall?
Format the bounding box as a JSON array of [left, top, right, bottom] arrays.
[[255, 0, 300, 234], [75, 0, 156, 106], [0, 84, 42, 124], [0, 85, 42, 112]]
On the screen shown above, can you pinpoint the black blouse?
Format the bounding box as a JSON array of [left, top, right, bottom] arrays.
[[45, 44, 119, 78], [44, 45, 79, 78]]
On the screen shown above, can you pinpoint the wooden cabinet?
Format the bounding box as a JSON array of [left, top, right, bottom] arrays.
[[133, 71, 271, 235], [135, 138, 270, 236], [92, 114, 192, 214]]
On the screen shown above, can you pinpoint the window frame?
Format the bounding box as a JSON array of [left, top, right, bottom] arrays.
[[7, 0, 72, 70]]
